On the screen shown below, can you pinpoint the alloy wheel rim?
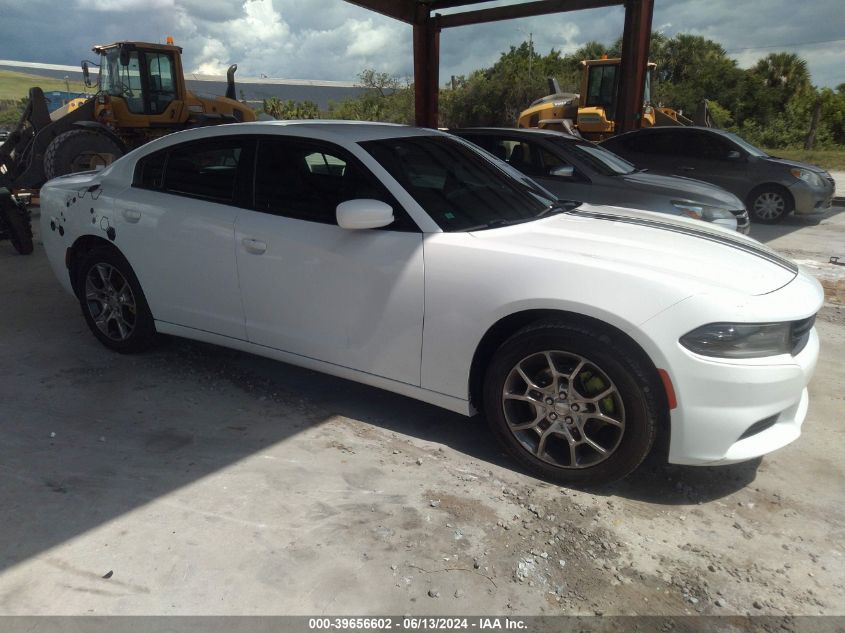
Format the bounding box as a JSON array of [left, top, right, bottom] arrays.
[[753, 192, 785, 220], [85, 263, 137, 341], [502, 350, 625, 469]]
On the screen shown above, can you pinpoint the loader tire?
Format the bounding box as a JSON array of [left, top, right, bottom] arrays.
[[1, 198, 33, 255], [44, 129, 124, 181]]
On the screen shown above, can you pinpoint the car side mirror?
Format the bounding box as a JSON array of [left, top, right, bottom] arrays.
[[336, 199, 394, 230], [727, 150, 742, 160], [550, 165, 575, 178], [119, 47, 131, 67], [81, 61, 91, 87]]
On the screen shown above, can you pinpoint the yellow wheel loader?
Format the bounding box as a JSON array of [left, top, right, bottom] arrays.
[[0, 40, 256, 253], [518, 57, 712, 141]]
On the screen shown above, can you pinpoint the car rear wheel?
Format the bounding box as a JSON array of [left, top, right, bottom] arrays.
[[748, 186, 793, 224], [76, 247, 156, 353], [483, 320, 660, 486]]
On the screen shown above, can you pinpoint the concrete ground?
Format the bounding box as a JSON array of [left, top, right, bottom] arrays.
[[0, 209, 843, 616]]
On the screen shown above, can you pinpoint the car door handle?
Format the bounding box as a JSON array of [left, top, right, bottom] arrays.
[[242, 238, 267, 255], [678, 166, 695, 171], [122, 209, 142, 223]]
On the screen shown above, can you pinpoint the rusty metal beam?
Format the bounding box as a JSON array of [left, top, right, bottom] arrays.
[[437, 0, 622, 29], [343, 0, 417, 23], [427, 0, 495, 9], [615, 0, 654, 134], [413, 9, 441, 127]]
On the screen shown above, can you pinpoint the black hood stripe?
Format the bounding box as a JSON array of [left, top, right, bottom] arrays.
[[565, 209, 798, 274]]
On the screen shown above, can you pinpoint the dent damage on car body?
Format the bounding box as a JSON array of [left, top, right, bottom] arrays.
[[46, 180, 117, 244]]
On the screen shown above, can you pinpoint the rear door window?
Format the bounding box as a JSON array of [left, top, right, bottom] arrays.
[[623, 131, 678, 155], [680, 132, 734, 160], [163, 140, 244, 203]]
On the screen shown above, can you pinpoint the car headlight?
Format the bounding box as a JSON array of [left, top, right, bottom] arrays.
[[671, 201, 734, 222], [790, 168, 823, 187], [680, 322, 791, 358]]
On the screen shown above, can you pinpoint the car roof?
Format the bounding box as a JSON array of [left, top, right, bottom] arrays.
[[140, 120, 448, 151], [450, 127, 582, 143], [608, 126, 729, 140]]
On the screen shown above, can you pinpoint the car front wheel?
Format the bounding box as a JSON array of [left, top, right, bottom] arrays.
[[483, 320, 660, 486], [748, 186, 793, 224]]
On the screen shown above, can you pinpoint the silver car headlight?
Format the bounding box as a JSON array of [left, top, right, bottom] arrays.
[[790, 168, 823, 187], [671, 201, 734, 222], [680, 322, 791, 358]]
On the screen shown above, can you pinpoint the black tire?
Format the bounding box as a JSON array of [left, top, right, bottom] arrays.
[[44, 129, 124, 181], [76, 246, 157, 353], [483, 320, 661, 487], [747, 185, 793, 224], [2, 201, 34, 255]]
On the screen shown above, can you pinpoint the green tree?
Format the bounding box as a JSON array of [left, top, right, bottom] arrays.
[[262, 97, 319, 120], [326, 70, 414, 124], [752, 52, 811, 96], [0, 97, 26, 126], [441, 41, 580, 127]]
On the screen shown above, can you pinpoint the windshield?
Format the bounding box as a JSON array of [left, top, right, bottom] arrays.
[[566, 141, 636, 175], [360, 135, 555, 231], [723, 131, 768, 157]]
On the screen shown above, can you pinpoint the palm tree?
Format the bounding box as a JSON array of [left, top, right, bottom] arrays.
[[752, 52, 811, 96]]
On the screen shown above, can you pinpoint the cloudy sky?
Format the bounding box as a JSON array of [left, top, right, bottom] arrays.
[[0, 0, 842, 87]]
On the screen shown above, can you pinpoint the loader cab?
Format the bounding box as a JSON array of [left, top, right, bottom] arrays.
[[577, 59, 657, 140], [581, 60, 655, 117], [94, 43, 183, 118]]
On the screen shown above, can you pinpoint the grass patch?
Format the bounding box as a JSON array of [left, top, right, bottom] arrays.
[[762, 147, 845, 172], [0, 69, 87, 101]]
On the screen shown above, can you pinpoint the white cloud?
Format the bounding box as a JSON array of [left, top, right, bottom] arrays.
[[75, 0, 173, 10], [6, 0, 845, 87]]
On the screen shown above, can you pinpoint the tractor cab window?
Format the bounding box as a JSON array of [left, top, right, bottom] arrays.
[[585, 64, 618, 113], [100, 49, 144, 114], [144, 52, 176, 114], [99, 48, 177, 115], [643, 66, 652, 105]]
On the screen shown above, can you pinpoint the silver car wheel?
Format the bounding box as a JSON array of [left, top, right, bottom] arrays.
[[753, 191, 786, 220], [501, 350, 625, 469], [85, 263, 137, 341]]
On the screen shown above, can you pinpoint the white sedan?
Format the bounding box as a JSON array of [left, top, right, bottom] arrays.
[[40, 121, 822, 485]]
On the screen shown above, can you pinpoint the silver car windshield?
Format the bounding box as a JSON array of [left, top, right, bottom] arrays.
[[568, 141, 637, 176]]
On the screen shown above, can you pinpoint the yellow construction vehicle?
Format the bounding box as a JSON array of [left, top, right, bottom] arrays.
[[518, 57, 707, 141], [2, 40, 255, 187], [0, 40, 256, 253]]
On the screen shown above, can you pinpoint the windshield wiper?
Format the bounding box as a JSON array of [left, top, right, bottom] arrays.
[[460, 217, 533, 231], [535, 200, 579, 219], [460, 200, 579, 232]]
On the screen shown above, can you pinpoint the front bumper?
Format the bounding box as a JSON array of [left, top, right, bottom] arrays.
[[638, 273, 823, 466], [789, 178, 835, 215], [731, 208, 750, 234], [665, 329, 818, 465]]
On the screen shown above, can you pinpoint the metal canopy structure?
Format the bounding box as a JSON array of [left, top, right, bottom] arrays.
[[343, 0, 654, 132]]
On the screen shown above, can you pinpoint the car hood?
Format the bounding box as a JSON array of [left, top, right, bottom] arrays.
[[468, 203, 797, 296], [615, 172, 743, 208], [762, 156, 828, 175]]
